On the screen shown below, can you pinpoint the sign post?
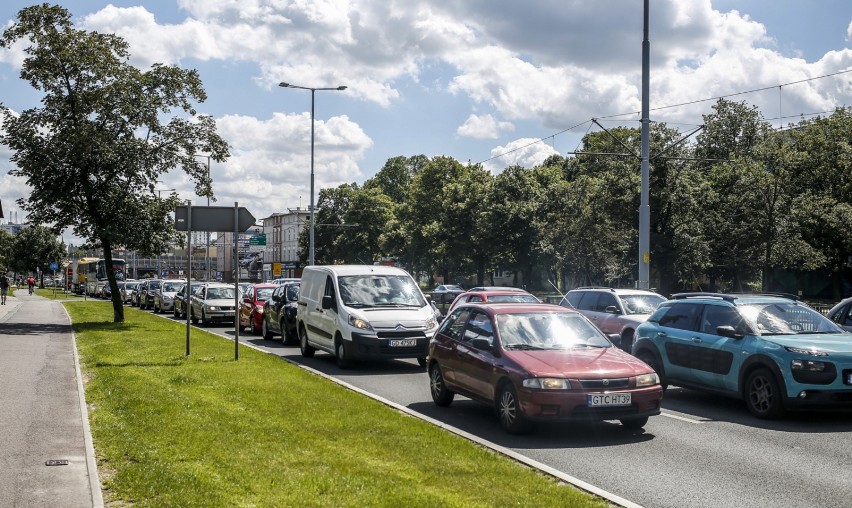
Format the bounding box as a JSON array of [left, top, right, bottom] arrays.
[[234, 203, 240, 361], [186, 201, 192, 357]]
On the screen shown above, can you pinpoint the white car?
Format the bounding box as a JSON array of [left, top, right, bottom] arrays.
[[190, 283, 238, 325], [154, 279, 187, 313]]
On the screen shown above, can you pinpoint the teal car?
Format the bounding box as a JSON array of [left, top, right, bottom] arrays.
[[633, 293, 852, 419]]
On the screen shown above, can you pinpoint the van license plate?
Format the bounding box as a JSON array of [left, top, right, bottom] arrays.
[[587, 393, 631, 407], [389, 339, 416, 347]]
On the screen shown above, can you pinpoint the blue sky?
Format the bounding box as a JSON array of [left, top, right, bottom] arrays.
[[1, 0, 851, 238]]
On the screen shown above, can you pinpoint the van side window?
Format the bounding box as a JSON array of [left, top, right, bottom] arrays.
[[323, 276, 337, 312]]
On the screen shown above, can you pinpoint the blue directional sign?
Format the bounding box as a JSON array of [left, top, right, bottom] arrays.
[[49, 262, 58, 271]]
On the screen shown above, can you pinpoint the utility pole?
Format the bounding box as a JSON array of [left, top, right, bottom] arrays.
[[638, 0, 651, 289]]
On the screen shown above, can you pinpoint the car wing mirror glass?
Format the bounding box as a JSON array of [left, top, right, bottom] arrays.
[[605, 305, 621, 314], [471, 337, 492, 351], [607, 333, 622, 346], [716, 325, 744, 339]]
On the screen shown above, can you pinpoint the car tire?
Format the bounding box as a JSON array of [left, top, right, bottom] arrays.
[[620, 416, 649, 430], [429, 363, 454, 406], [745, 368, 786, 419], [299, 326, 315, 358], [282, 321, 295, 345], [335, 339, 351, 369], [173, 306, 179, 318], [190, 309, 198, 324], [497, 382, 531, 434], [620, 329, 635, 353], [201, 309, 208, 325], [262, 318, 274, 340], [637, 350, 668, 392]]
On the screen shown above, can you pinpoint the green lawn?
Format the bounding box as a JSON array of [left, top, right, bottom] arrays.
[[66, 302, 609, 508]]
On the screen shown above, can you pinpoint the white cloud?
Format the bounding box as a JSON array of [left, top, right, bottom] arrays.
[[484, 138, 559, 174], [457, 114, 514, 139]]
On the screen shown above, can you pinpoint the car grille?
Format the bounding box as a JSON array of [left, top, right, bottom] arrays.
[[577, 378, 630, 390], [375, 330, 427, 340]]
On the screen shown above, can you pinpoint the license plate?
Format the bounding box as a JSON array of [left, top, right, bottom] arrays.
[[389, 339, 416, 347], [587, 393, 632, 407], [222, 312, 234, 317]]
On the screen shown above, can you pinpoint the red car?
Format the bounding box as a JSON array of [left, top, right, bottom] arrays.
[[447, 289, 540, 314], [238, 283, 277, 335], [428, 303, 663, 433]]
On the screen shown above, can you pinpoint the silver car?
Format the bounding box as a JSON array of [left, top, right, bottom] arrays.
[[827, 297, 852, 332], [190, 283, 238, 325], [154, 279, 186, 314], [559, 287, 667, 352]]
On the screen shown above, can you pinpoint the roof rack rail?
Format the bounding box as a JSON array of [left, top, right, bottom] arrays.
[[573, 286, 613, 291], [725, 292, 800, 301], [671, 292, 737, 302]]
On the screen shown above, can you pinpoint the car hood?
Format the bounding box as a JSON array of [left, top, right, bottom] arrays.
[[505, 347, 653, 378], [761, 333, 852, 354], [162, 291, 178, 297], [200, 298, 235, 306], [354, 307, 432, 328]]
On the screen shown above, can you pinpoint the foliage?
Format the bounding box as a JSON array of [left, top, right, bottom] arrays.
[[0, 229, 13, 271], [7, 225, 66, 280], [0, 5, 229, 322]]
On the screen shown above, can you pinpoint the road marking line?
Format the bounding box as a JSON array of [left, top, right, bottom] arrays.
[[661, 410, 704, 424]]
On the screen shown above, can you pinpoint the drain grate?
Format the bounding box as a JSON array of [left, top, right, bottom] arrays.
[[45, 459, 69, 466]]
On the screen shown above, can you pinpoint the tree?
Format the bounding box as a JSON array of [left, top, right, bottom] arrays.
[[339, 187, 395, 264], [0, 5, 229, 322], [0, 229, 13, 272], [8, 225, 66, 285]]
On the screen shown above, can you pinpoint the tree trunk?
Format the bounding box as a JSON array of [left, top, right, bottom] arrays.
[[102, 240, 125, 323]]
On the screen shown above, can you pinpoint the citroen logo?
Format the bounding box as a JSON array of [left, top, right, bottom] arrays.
[[602, 379, 610, 386], [395, 323, 406, 330]]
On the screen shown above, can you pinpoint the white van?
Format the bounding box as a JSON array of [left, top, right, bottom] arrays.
[[296, 265, 439, 368]]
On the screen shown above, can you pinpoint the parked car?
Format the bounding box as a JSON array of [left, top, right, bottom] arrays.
[[130, 282, 144, 307], [122, 281, 141, 304], [262, 282, 300, 343], [429, 303, 663, 434], [559, 287, 667, 352], [239, 283, 277, 335], [154, 279, 186, 314], [271, 277, 300, 286], [447, 289, 541, 314], [467, 286, 527, 292], [297, 265, 438, 368], [431, 284, 464, 294], [190, 283, 238, 325], [138, 279, 162, 310], [173, 282, 203, 319], [633, 292, 852, 419], [827, 297, 852, 332]]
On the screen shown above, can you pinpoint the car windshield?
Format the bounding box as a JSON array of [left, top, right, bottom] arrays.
[[149, 281, 161, 289], [738, 302, 844, 335], [487, 294, 539, 304], [620, 294, 666, 315], [256, 288, 274, 300], [206, 287, 236, 300], [163, 282, 182, 292], [497, 312, 611, 349], [339, 275, 425, 308], [286, 285, 300, 301]]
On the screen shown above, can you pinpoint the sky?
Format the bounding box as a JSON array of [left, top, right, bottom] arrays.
[[1, 0, 851, 245]]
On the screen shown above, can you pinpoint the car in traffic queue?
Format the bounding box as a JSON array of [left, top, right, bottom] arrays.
[[428, 302, 663, 434], [559, 287, 667, 353], [121, 281, 140, 304], [447, 288, 541, 314], [154, 279, 186, 314], [271, 277, 300, 286], [238, 283, 277, 334], [173, 282, 203, 319], [190, 282, 238, 325], [262, 281, 300, 343], [633, 292, 852, 419], [138, 279, 162, 310], [827, 297, 852, 332]]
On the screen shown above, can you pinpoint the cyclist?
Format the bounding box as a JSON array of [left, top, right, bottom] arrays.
[[27, 276, 35, 295]]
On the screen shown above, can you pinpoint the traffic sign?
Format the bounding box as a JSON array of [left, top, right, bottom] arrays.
[[249, 234, 266, 246], [49, 262, 58, 271], [175, 206, 256, 232]]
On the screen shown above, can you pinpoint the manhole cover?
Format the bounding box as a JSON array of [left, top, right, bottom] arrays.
[[45, 460, 69, 466]]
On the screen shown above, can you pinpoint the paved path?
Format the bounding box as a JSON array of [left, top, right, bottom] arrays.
[[0, 290, 102, 508]]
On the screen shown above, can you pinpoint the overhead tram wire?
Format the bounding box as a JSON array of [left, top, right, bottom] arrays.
[[478, 67, 851, 166]]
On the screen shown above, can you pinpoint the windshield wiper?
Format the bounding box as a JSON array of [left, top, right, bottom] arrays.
[[372, 303, 420, 308], [504, 344, 546, 350]]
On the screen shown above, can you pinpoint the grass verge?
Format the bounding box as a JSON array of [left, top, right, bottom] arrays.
[[66, 302, 609, 508]]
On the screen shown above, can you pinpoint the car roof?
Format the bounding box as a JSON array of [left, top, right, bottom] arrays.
[[458, 289, 534, 297], [568, 287, 663, 296], [467, 286, 526, 292], [454, 302, 574, 315], [669, 292, 798, 305], [305, 264, 409, 276]]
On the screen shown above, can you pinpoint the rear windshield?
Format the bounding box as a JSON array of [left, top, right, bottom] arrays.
[[620, 294, 666, 315]]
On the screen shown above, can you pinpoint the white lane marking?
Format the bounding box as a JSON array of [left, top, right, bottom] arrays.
[[661, 410, 704, 424]]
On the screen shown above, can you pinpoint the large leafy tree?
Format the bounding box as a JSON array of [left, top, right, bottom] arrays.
[[8, 225, 66, 284], [0, 229, 13, 271], [0, 5, 228, 321]]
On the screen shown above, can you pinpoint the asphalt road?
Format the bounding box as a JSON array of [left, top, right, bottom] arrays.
[[182, 318, 852, 508]]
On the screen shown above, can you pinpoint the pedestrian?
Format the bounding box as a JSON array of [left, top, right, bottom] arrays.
[[0, 271, 9, 305]]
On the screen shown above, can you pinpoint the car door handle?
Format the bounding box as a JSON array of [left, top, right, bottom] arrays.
[[692, 337, 702, 343], [656, 332, 667, 337]]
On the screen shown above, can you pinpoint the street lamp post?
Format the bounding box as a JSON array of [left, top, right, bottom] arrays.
[[194, 154, 212, 281], [278, 81, 347, 266]]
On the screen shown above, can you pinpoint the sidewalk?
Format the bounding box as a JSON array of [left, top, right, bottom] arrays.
[[0, 289, 102, 508]]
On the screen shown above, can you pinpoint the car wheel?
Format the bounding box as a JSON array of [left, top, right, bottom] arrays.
[[335, 339, 351, 369], [619, 416, 649, 430], [154, 302, 160, 313], [429, 363, 454, 406], [299, 326, 316, 358], [282, 321, 295, 345], [637, 350, 668, 392], [745, 368, 786, 419], [497, 382, 531, 434], [262, 318, 274, 340], [190, 309, 198, 324], [201, 309, 209, 325], [620, 329, 635, 353]]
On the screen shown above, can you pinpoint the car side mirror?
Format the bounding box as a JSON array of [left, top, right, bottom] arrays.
[[607, 333, 622, 347], [321, 295, 334, 310], [471, 337, 492, 351], [243, 297, 252, 304], [716, 325, 744, 339], [605, 305, 621, 314]]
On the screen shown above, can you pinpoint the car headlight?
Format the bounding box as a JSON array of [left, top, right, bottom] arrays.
[[349, 315, 372, 330], [785, 346, 828, 357], [523, 378, 571, 389], [636, 373, 660, 387], [425, 316, 438, 329], [791, 359, 827, 372], [207, 306, 218, 311]]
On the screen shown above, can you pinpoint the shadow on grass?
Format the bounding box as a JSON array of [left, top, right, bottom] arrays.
[[72, 321, 147, 333]]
